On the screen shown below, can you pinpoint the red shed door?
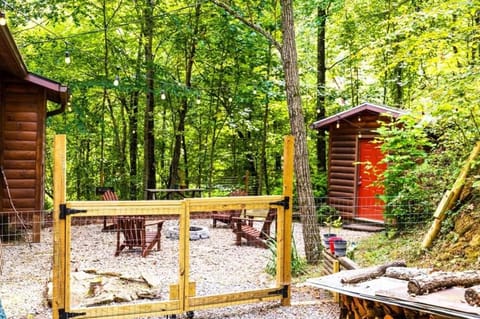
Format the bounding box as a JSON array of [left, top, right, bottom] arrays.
[[356, 139, 386, 221]]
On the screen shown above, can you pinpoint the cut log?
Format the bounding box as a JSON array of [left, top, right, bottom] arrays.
[[340, 260, 407, 284], [384, 267, 433, 280], [465, 284, 480, 306], [408, 270, 480, 295]]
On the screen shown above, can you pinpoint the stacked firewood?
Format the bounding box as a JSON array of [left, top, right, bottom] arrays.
[[337, 261, 480, 318], [339, 294, 447, 319]]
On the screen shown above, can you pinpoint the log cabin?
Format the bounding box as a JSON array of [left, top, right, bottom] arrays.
[[0, 23, 69, 242], [310, 103, 406, 225]]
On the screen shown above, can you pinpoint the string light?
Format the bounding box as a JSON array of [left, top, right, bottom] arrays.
[[0, 12, 6, 26], [113, 66, 120, 86], [64, 51, 71, 64], [196, 98, 201, 104], [357, 115, 361, 122], [336, 121, 340, 129], [161, 91, 166, 100], [358, 131, 362, 138]]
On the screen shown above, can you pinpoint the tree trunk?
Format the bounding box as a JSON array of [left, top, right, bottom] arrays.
[[316, 5, 327, 173], [168, 3, 200, 189], [280, 0, 321, 263], [143, 0, 156, 199], [209, 0, 321, 262]]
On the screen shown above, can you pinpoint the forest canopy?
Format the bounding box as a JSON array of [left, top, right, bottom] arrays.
[[3, 0, 480, 208]]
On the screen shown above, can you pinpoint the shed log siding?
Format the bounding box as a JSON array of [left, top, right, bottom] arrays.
[[1, 80, 46, 234], [327, 123, 357, 218]]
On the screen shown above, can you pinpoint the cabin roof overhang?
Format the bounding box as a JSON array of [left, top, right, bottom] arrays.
[[310, 102, 407, 130], [0, 24, 69, 107]]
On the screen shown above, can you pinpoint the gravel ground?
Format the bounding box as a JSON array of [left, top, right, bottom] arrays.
[[0, 219, 372, 319]]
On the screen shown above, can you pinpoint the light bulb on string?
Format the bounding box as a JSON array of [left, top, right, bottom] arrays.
[[0, 12, 6, 26], [336, 121, 340, 129], [161, 92, 166, 100], [196, 98, 201, 104], [358, 131, 362, 138], [113, 66, 120, 86], [64, 51, 71, 64], [228, 97, 233, 103]]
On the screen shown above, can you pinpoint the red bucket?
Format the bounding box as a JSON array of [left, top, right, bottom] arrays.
[[328, 236, 342, 254]]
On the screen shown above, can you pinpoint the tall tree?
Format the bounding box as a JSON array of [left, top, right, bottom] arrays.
[[209, 0, 321, 263], [143, 0, 156, 199], [168, 3, 202, 189]]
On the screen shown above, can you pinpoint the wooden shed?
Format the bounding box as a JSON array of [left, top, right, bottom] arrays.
[[310, 102, 406, 224], [0, 24, 69, 242]]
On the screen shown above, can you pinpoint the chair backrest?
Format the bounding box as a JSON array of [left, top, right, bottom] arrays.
[[260, 208, 277, 238], [102, 189, 119, 201], [228, 189, 248, 217], [117, 216, 146, 246]]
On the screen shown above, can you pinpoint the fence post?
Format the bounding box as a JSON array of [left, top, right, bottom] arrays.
[[52, 135, 67, 319], [280, 135, 294, 306]]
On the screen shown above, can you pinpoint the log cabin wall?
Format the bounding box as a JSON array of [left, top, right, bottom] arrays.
[[0, 75, 46, 241], [327, 111, 388, 220]]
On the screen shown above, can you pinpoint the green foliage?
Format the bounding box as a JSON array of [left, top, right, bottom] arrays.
[[375, 115, 434, 229], [265, 236, 308, 277], [315, 204, 339, 225]]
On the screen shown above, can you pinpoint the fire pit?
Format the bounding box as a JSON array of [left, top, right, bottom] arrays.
[[166, 225, 209, 240]]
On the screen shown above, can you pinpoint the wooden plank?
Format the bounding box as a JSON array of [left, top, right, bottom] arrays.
[[3, 131, 37, 141], [329, 184, 355, 193], [1, 179, 37, 189], [2, 198, 36, 209], [3, 139, 37, 150], [3, 150, 37, 160], [1, 169, 36, 179], [71, 300, 181, 319], [2, 159, 36, 169], [2, 188, 35, 198], [331, 153, 356, 160], [3, 121, 38, 132], [4, 111, 38, 122], [187, 288, 283, 308], [331, 159, 355, 167], [328, 197, 354, 206], [330, 165, 355, 174], [330, 178, 354, 187], [330, 172, 355, 180]]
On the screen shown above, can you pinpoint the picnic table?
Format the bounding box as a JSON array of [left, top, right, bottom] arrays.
[[146, 188, 204, 200]]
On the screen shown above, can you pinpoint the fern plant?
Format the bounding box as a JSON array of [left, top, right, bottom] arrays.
[[265, 235, 307, 277]]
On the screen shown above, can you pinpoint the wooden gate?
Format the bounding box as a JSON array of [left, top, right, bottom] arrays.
[[51, 135, 294, 319]]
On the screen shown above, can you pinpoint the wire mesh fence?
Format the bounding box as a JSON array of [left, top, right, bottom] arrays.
[[0, 192, 436, 318]]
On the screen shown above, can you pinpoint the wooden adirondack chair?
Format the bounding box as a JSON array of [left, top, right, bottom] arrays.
[[115, 216, 164, 257], [211, 189, 248, 228], [101, 189, 119, 231], [232, 208, 277, 248]]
